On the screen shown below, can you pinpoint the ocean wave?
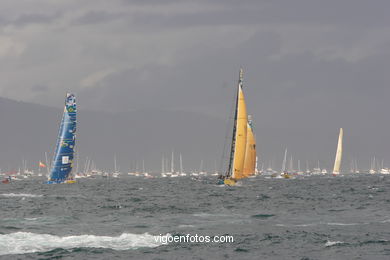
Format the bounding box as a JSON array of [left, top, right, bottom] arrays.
[[325, 240, 344, 247], [276, 221, 370, 227], [275, 223, 316, 227], [0, 193, 43, 198], [0, 232, 163, 255], [326, 222, 361, 226]]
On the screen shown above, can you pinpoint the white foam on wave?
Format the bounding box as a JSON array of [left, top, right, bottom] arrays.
[[275, 223, 316, 227], [0, 232, 163, 256], [178, 224, 195, 228], [326, 222, 361, 226], [325, 240, 344, 247], [0, 193, 43, 198], [276, 221, 370, 228]]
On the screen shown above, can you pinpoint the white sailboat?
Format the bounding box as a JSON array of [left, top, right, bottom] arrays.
[[211, 160, 219, 176], [179, 153, 186, 176], [332, 128, 343, 176], [170, 151, 179, 177], [198, 160, 206, 175], [305, 160, 311, 174], [297, 160, 304, 175], [161, 155, 167, 177], [279, 148, 291, 178], [369, 157, 376, 174], [112, 155, 120, 178], [312, 160, 321, 175]]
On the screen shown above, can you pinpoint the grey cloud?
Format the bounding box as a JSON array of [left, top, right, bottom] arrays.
[[31, 85, 49, 92], [72, 11, 127, 25], [0, 0, 390, 170], [12, 12, 62, 26]]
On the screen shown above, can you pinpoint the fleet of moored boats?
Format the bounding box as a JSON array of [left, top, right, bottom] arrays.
[[1, 69, 390, 185]]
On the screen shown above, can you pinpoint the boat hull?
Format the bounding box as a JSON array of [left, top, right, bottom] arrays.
[[224, 178, 237, 186], [46, 179, 76, 184]]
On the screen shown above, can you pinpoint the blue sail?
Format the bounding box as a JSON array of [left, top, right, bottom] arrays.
[[47, 93, 77, 184]]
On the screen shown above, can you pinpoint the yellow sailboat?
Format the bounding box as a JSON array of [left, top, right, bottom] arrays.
[[222, 69, 255, 186], [243, 116, 257, 178]]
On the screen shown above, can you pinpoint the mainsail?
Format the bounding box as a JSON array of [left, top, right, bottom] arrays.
[[243, 116, 256, 177], [226, 69, 248, 182], [47, 93, 77, 184], [332, 128, 343, 175]]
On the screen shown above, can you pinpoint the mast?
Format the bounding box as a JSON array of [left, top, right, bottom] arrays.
[[306, 160, 310, 173], [114, 155, 117, 173], [171, 150, 174, 173], [161, 155, 165, 173], [227, 68, 248, 179], [226, 70, 242, 177], [281, 148, 287, 173], [298, 160, 301, 172], [45, 152, 50, 176], [180, 153, 183, 174]]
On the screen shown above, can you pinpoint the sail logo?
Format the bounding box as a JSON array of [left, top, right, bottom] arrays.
[[66, 94, 76, 107], [62, 156, 69, 164]]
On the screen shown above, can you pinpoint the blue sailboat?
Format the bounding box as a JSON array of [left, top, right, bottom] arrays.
[[47, 93, 77, 184]]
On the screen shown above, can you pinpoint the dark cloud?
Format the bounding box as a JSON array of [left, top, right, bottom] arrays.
[[1, 0, 390, 170]]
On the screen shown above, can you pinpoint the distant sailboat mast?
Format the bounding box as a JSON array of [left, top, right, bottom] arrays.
[[179, 153, 183, 175], [45, 152, 50, 176], [114, 155, 117, 173], [161, 155, 165, 173], [171, 151, 174, 173], [281, 148, 288, 173]]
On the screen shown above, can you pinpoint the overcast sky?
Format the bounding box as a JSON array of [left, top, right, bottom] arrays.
[[1, 0, 390, 171]]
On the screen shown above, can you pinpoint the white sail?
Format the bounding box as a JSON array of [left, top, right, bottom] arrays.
[[281, 148, 287, 173], [332, 128, 343, 175]]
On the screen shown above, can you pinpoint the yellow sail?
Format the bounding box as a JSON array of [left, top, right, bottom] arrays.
[[231, 76, 248, 180], [332, 128, 343, 175], [243, 119, 256, 177]]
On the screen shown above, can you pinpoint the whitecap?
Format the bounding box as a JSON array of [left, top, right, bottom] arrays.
[[275, 223, 316, 227], [0, 232, 163, 255], [325, 240, 344, 247], [326, 222, 360, 226], [0, 193, 43, 198], [178, 224, 195, 228]]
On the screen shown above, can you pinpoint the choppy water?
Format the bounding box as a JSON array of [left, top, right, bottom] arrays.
[[0, 175, 389, 259]]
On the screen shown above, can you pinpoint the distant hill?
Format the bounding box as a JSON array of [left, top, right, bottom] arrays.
[[0, 97, 227, 173]]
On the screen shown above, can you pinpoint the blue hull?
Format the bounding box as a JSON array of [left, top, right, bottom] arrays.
[[46, 179, 76, 184], [46, 180, 66, 184], [216, 179, 225, 185]]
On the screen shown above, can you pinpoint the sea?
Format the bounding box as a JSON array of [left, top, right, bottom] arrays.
[[0, 174, 389, 259]]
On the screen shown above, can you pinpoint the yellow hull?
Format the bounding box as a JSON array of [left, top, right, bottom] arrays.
[[224, 179, 237, 186], [65, 180, 76, 184]]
